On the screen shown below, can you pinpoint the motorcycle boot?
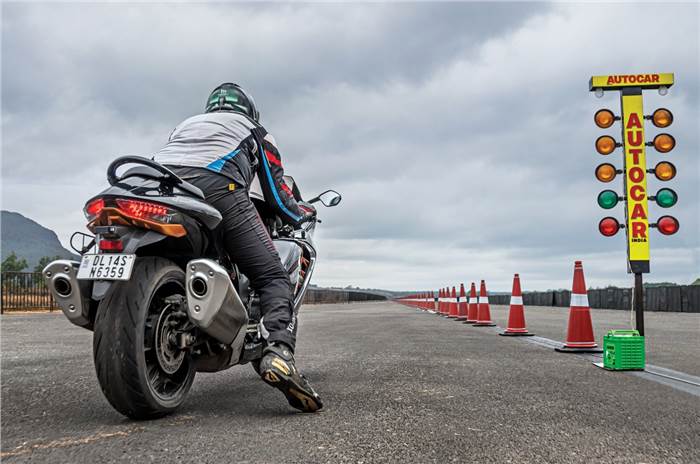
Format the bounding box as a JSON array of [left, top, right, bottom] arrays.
[[258, 343, 323, 413]]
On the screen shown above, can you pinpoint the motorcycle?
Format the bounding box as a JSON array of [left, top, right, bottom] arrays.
[[43, 156, 341, 419]]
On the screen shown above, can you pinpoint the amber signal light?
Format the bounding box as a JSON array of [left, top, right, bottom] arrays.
[[650, 108, 673, 128], [595, 135, 618, 155], [649, 161, 676, 181], [651, 133, 676, 153], [594, 109, 616, 129], [595, 163, 618, 183]]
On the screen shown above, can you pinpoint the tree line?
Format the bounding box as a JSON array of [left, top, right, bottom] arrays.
[[1, 252, 62, 274]]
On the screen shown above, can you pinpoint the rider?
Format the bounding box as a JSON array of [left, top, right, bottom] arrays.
[[153, 83, 322, 412]]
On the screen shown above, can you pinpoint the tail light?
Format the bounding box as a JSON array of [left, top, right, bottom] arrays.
[[83, 197, 186, 237], [84, 198, 105, 220], [115, 199, 177, 223]]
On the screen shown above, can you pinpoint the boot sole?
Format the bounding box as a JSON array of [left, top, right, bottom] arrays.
[[260, 360, 323, 413]]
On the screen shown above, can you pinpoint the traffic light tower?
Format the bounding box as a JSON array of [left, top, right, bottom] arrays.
[[590, 73, 678, 335]]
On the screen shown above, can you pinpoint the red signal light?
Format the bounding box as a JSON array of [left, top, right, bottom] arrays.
[[598, 217, 621, 237], [655, 216, 679, 235]]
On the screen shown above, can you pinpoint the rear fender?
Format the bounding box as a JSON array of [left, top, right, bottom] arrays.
[[91, 230, 168, 300]]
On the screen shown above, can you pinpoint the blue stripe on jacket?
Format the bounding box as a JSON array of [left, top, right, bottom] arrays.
[[206, 148, 241, 173], [257, 140, 301, 223]]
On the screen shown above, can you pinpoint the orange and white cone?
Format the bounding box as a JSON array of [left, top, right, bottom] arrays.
[[457, 283, 468, 320], [448, 286, 459, 318], [499, 274, 534, 336], [473, 280, 496, 327], [465, 282, 479, 324], [437, 289, 445, 315], [555, 261, 602, 353], [429, 291, 437, 312], [442, 287, 450, 316]]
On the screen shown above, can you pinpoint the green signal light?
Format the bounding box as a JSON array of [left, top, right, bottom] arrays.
[[597, 190, 620, 209], [654, 188, 678, 208]]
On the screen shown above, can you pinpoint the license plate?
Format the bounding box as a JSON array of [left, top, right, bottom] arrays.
[[77, 254, 136, 281]]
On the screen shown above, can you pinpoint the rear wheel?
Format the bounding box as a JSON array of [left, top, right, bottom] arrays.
[[93, 257, 195, 419]]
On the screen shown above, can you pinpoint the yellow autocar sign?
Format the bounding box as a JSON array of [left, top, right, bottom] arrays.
[[621, 91, 651, 272], [589, 73, 674, 91]]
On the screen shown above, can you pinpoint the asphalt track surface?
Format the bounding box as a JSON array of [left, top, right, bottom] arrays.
[[2, 302, 699, 463]]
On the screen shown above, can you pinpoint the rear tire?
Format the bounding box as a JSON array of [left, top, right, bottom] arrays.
[[93, 257, 195, 420]]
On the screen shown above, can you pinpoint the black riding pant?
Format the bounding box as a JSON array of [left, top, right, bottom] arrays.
[[172, 167, 296, 350]]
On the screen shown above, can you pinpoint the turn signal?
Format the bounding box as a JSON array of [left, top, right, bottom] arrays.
[[595, 163, 618, 183], [598, 217, 621, 237], [595, 135, 618, 155], [655, 216, 679, 235], [650, 161, 676, 181], [651, 108, 673, 128], [652, 133, 675, 153], [594, 109, 616, 128]]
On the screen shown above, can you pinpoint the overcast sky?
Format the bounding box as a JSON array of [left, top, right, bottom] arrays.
[[2, 2, 698, 291]]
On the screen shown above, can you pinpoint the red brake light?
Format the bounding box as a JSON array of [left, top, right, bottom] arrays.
[[84, 198, 105, 219], [116, 199, 175, 223]]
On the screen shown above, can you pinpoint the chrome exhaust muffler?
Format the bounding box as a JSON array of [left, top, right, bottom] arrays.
[[185, 259, 248, 346], [43, 260, 92, 328]]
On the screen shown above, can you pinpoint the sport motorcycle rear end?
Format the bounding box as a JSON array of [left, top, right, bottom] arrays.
[[44, 156, 341, 419]]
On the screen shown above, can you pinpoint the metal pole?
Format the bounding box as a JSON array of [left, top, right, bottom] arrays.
[[634, 272, 644, 336]]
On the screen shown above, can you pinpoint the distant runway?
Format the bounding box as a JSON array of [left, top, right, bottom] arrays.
[[2, 302, 699, 463]]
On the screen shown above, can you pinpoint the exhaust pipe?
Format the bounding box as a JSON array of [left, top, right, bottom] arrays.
[[190, 276, 208, 298], [186, 259, 248, 346], [43, 260, 92, 328], [54, 277, 73, 297]]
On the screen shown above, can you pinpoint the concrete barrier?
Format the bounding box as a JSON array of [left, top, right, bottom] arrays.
[[490, 286, 699, 313], [302, 288, 387, 305]]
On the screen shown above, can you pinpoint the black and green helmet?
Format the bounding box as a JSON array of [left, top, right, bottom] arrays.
[[205, 83, 259, 121]]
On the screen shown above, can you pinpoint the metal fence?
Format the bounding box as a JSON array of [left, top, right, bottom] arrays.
[[1, 272, 56, 313], [0, 272, 386, 313], [489, 286, 699, 313]]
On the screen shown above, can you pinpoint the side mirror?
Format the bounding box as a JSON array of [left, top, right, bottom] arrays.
[[309, 190, 342, 207]]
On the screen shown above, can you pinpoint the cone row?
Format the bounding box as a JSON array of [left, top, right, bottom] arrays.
[[394, 261, 600, 352]]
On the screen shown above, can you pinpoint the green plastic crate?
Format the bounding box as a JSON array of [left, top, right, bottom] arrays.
[[603, 330, 645, 370]]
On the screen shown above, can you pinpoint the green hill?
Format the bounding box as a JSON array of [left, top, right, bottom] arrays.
[[1, 211, 77, 270]]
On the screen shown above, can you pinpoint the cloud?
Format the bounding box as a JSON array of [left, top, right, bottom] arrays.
[[2, 2, 698, 290]]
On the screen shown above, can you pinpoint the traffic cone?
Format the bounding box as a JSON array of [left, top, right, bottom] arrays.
[[465, 282, 479, 324], [499, 274, 534, 336], [442, 287, 450, 316], [473, 280, 496, 326], [457, 283, 468, 320], [448, 286, 459, 318], [437, 289, 445, 315], [555, 261, 603, 353]]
